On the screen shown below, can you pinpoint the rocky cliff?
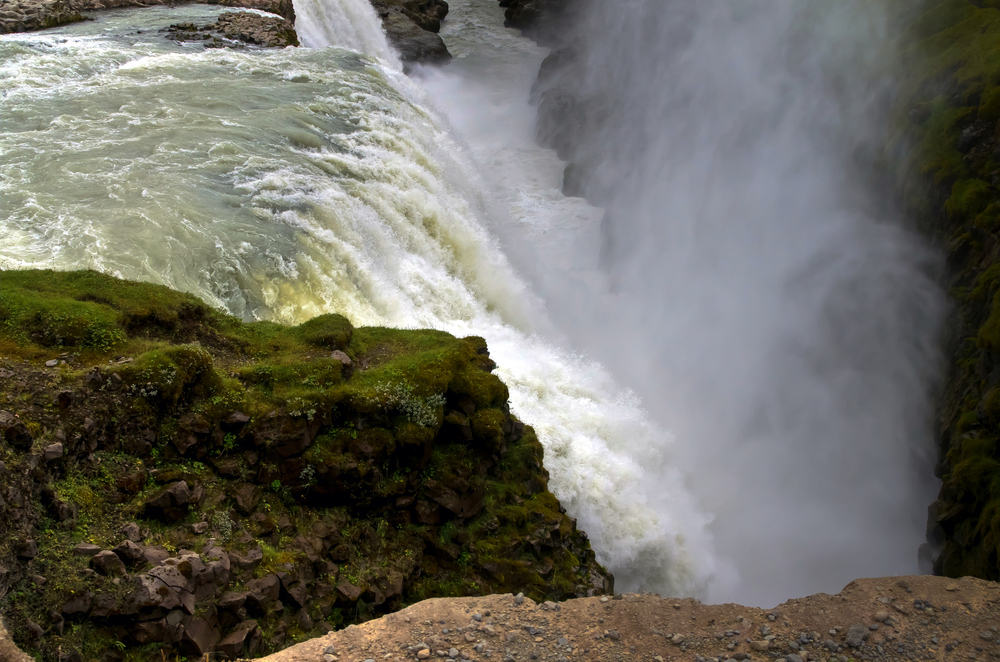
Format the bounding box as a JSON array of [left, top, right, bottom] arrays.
[[890, 0, 1000, 581], [0, 270, 610, 661]]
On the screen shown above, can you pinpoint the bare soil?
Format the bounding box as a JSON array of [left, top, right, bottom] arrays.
[[258, 575, 1000, 662]]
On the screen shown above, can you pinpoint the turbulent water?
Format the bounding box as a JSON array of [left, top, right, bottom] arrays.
[[528, 0, 948, 605], [0, 0, 714, 599], [0, 0, 948, 606]]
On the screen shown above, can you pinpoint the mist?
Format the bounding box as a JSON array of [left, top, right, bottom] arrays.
[[528, 0, 947, 605]]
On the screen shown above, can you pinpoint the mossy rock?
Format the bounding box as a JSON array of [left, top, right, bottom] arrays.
[[0, 269, 612, 661]]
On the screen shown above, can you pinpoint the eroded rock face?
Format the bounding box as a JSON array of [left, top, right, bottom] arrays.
[[164, 10, 299, 48], [370, 0, 451, 66]]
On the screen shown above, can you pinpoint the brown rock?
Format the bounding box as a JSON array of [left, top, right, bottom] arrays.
[[216, 620, 262, 660], [91, 550, 126, 576], [42, 442, 64, 461], [230, 482, 262, 515], [113, 540, 145, 566], [178, 617, 221, 658], [0, 411, 32, 449]]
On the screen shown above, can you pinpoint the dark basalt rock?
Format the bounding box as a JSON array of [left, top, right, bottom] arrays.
[[370, 0, 452, 66]]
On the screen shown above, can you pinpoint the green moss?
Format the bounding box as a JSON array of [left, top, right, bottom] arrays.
[[946, 178, 993, 222], [294, 313, 354, 350]]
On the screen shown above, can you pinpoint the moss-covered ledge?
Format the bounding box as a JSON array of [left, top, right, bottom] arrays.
[[895, 0, 1000, 581], [0, 269, 611, 661]]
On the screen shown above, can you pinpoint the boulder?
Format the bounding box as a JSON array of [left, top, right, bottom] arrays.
[[216, 620, 261, 660], [178, 617, 221, 658], [336, 580, 363, 604], [228, 546, 263, 573], [370, 1, 451, 65], [144, 480, 192, 522], [43, 442, 64, 461], [15, 539, 38, 559], [91, 550, 126, 576], [128, 619, 165, 645], [72, 543, 102, 557], [0, 411, 32, 450], [113, 540, 145, 566], [244, 574, 281, 612], [62, 590, 92, 616], [230, 482, 262, 515]]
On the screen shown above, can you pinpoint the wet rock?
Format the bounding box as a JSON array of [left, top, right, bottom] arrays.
[[370, 0, 451, 65]]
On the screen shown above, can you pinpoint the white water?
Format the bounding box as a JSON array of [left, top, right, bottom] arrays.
[[293, 0, 398, 65], [525, 0, 947, 605], [0, 1, 715, 598]]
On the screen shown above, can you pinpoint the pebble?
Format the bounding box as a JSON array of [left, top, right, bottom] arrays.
[[449, 648, 459, 658], [45, 359, 58, 367], [417, 651, 431, 660], [672, 634, 685, 644], [980, 632, 994, 641], [600, 597, 609, 603], [750, 641, 770, 652], [514, 593, 524, 606]]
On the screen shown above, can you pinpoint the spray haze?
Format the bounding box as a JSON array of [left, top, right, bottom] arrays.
[[530, 0, 946, 604]]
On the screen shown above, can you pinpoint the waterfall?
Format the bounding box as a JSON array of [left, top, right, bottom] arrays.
[[0, 2, 716, 599], [293, 0, 399, 65], [529, 0, 947, 605]]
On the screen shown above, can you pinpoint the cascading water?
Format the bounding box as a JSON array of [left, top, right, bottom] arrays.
[[524, 0, 948, 605], [293, 0, 398, 64], [0, 0, 715, 599]]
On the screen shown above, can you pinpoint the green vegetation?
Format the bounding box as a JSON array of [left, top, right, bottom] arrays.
[[0, 269, 609, 661], [897, 0, 1000, 579]]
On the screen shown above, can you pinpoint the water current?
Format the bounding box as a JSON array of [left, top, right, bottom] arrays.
[[0, 0, 713, 599], [0, 0, 949, 606]]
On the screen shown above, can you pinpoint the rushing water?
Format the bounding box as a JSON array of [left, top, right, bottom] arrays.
[[1, 0, 950, 606], [0, 1, 715, 598]]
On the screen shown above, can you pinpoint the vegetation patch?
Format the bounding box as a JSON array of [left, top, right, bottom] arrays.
[[0, 269, 611, 661]]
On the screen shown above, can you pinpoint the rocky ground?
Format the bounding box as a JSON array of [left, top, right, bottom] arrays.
[[254, 575, 999, 662]]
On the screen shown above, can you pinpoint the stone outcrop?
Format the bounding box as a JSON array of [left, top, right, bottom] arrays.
[[164, 11, 300, 48], [0, 0, 296, 35], [0, 269, 611, 660], [370, 0, 451, 66]]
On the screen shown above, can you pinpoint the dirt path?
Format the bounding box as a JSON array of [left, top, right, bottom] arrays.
[[259, 576, 999, 662]]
